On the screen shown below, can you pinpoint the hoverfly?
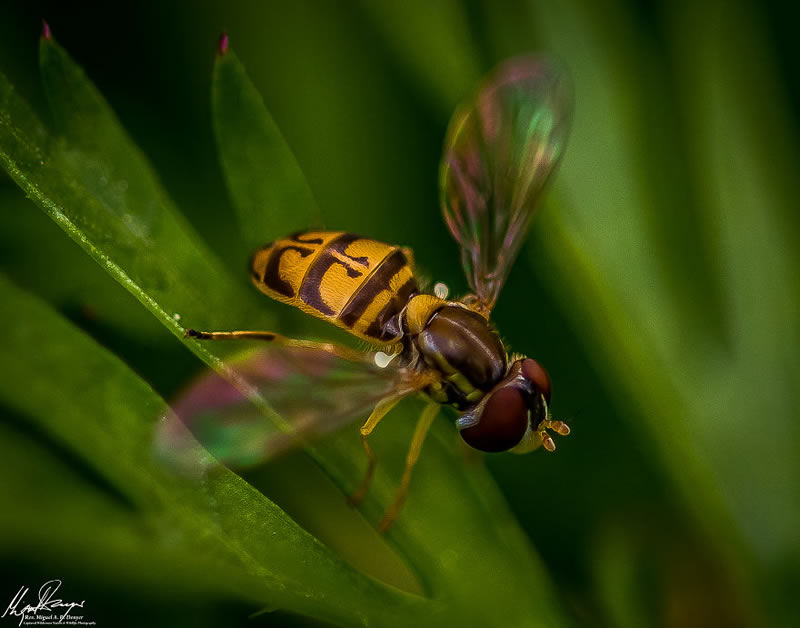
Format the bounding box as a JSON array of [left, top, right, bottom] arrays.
[[169, 56, 573, 531]]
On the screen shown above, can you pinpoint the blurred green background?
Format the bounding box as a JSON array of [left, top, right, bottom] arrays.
[[1, 1, 798, 627]]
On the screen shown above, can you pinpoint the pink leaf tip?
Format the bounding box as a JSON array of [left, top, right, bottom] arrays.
[[218, 31, 229, 55], [41, 19, 52, 40]]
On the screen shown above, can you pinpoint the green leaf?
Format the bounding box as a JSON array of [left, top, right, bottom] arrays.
[[30, 36, 266, 338], [0, 274, 429, 625], [1, 34, 571, 626], [0, 184, 167, 340], [0, 419, 249, 602], [212, 44, 321, 249]]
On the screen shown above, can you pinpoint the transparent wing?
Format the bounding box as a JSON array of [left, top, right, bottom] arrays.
[[156, 347, 427, 473], [440, 56, 573, 311]]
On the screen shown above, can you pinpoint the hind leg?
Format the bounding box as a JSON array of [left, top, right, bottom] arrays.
[[347, 397, 401, 506], [378, 402, 439, 532], [185, 328, 366, 362]]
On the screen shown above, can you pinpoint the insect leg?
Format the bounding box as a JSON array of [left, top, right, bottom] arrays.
[[184, 329, 365, 362], [347, 396, 402, 507], [535, 418, 571, 452], [378, 402, 439, 533]]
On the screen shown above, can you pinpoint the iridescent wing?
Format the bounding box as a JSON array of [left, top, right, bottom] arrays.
[[440, 56, 573, 312], [156, 347, 430, 472]]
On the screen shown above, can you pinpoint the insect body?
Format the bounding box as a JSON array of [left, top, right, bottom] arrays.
[[249, 229, 560, 453], [249, 231, 416, 343], [177, 55, 574, 531]]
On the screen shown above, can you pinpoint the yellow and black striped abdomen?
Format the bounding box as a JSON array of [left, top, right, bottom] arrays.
[[250, 231, 418, 344]]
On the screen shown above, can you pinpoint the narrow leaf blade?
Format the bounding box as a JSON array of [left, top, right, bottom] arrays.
[[213, 45, 321, 248]]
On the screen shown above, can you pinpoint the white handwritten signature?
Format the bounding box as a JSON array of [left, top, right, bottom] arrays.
[[2, 580, 86, 626]]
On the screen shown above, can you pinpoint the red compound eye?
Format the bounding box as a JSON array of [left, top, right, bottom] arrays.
[[521, 358, 551, 403], [459, 385, 529, 452]]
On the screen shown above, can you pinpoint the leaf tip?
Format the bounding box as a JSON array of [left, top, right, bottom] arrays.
[[41, 19, 52, 40], [217, 31, 229, 56]]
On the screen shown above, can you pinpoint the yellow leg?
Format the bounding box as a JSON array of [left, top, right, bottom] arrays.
[[378, 402, 439, 533], [536, 417, 571, 452], [185, 328, 365, 363], [347, 397, 401, 506]]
